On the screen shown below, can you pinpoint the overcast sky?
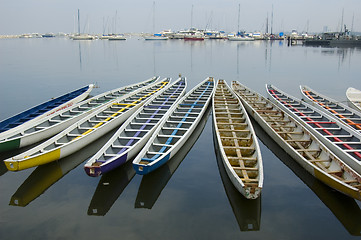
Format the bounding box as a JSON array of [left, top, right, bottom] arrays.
[[0, 0, 360, 34]]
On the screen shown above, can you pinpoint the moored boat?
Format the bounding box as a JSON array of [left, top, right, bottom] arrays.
[[228, 36, 255, 41], [84, 77, 186, 177], [144, 34, 169, 40], [132, 77, 215, 175], [213, 80, 263, 199], [135, 105, 211, 209], [346, 87, 361, 112], [267, 84, 361, 176], [232, 81, 361, 201], [301, 85, 361, 134], [0, 84, 94, 134], [0, 77, 158, 153], [108, 35, 126, 40], [4, 79, 170, 171]]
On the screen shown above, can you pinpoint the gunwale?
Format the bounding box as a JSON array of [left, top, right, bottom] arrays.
[[132, 77, 215, 175], [301, 85, 361, 134], [84, 77, 187, 177], [267, 84, 361, 176], [0, 77, 158, 153], [232, 81, 361, 201], [213, 80, 263, 199], [0, 84, 94, 134], [4, 79, 169, 171]]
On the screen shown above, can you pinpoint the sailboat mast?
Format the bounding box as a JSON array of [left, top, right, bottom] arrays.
[[152, 2, 155, 33], [351, 13, 354, 35], [340, 8, 344, 33], [271, 4, 274, 35], [237, 4, 240, 34], [191, 4, 194, 28], [266, 13, 268, 34], [77, 9, 80, 35]]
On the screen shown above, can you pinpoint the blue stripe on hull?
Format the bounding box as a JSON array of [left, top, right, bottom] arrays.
[[134, 153, 170, 175], [0, 85, 90, 133]]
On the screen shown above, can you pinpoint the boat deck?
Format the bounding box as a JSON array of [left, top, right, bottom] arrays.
[[268, 86, 361, 162], [301, 86, 361, 134], [214, 80, 262, 197], [232, 82, 361, 199]]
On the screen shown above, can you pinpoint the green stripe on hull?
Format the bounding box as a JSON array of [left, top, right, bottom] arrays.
[[0, 139, 20, 152]]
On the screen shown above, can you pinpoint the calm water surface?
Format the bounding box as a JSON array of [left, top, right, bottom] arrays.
[[0, 37, 361, 240]]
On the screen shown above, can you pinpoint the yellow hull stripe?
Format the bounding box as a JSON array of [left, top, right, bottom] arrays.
[[314, 168, 361, 200], [73, 81, 168, 140], [5, 149, 61, 171]]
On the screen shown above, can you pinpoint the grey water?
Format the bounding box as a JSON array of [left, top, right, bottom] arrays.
[[0, 37, 361, 240]]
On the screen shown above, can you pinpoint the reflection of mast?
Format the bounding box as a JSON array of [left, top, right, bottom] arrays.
[[153, 43, 156, 75], [214, 121, 261, 231], [264, 42, 272, 71], [135, 107, 211, 209], [78, 42, 82, 70], [237, 44, 240, 76], [252, 119, 361, 236]]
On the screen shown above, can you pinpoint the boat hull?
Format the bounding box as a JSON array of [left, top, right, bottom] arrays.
[[212, 80, 263, 199], [133, 77, 215, 175], [346, 87, 361, 112], [0, 84, 94, 135], [267, 84, 361, 176], [84, 78, 187, 176], [4, 79, 168, 171], [232, 81, 361, 201]]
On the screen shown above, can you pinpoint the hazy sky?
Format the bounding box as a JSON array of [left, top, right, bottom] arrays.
[[0, 0, 360, 34]]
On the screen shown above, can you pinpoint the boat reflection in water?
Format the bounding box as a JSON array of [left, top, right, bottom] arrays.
[[9, 128, 118, 207], [87, 160, 135, 216], [252, 119, 361, 236], [213, 123, 261, 231], [135, 106, 211, 209]]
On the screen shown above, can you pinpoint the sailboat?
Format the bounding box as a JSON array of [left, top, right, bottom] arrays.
[[227, 4, 254, 41], [72, 9, 95, 40], [108, 11, 126, 40], [144, 2, 168, 40]]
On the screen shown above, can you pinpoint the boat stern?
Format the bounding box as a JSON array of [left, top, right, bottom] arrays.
[[84, 165, 102, 177], [4, 149, 61, 171]]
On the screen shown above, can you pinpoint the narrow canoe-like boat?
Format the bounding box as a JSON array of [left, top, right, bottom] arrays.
[[267, 84, 361, 176], [135, 106, 211, 209], [232, 81, 361, 201], [301, 85, 361, 134], [0, 84, 94, 134], [214, 134, 261, 231], [346, 87, 361, 112], [0, 77, 158, 153], [213, 80, 263, 199], [4, 79, 170, 171], [10, 127, 117, 207], [84, 77, 187, 177], [252, 112, 361, 235], [133, 77, 215, 175]]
